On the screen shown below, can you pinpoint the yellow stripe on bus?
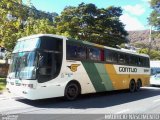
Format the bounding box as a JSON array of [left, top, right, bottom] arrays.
[[105, 64, 150, 90]]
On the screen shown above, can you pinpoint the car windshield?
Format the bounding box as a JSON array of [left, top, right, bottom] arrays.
[[156, 74, 160, 78], [151, 68, 160, 75], [8, 51, 37, 80]]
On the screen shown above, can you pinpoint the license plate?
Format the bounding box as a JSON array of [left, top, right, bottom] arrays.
[[15, 80, 21, 86]]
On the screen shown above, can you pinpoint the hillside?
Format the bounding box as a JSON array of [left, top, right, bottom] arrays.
[[127, 30, 160, 49]]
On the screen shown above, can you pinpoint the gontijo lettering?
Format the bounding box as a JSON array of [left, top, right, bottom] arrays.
[[119, 67, 137, 73]]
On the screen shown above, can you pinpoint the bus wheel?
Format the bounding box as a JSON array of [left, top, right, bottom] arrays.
[[64, 82, 79, 101], [129, 80, 136, 93], [136, 80, 142, 92]]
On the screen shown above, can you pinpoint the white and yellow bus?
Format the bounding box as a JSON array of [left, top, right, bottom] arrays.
[[6, 34, 150, 100]]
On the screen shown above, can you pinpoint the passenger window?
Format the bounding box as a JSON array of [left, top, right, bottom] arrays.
[[118, 53, 125, 64], [112, 52, 118, 63], [105, 50, 118, 63], [143, 58, 150, 67], [76, 46, 86, 59], [125, 55, 130, 65], [105, 50, 112, 62], [130, 55, 137, 66], [67, 44, 86, 60], [138, 57, 143, 66], [88, 47, 101, 61]]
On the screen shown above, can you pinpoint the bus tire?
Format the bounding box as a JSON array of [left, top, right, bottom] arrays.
[[129, 80, 136, 93], [64, 82, 80, 101], [136, 80, 142, 92]]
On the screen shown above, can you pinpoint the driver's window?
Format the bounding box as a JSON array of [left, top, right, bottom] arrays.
[[39, 52, 52, 68], [37, 36, 63, 83], [38, 52, 55, 83]]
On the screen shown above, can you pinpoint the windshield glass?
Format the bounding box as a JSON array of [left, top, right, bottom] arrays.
[[13, 38, 40, 53], [8, 36, 63, 82], [8, 52, 37, 80], [151, 68, 160, 75]]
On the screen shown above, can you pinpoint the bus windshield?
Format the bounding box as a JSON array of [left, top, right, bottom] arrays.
[[9, 51, 37, 79], [8, 36, 63, 82], [13, 38, 40, 53]]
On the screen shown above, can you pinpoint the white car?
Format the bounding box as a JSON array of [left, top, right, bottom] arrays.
[[150, 73, 160, 86]]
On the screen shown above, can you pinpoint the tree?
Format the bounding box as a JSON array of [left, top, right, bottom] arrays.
[[0, 0, 56, 51], [0, 0, 24, 51], [138, 48, 160, 60], [55, 3, 128, 47], [148, 0, 160, 31], [24, 17, 56, 36]]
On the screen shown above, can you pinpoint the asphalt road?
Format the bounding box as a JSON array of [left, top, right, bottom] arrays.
[[1, 87, 160, 120]]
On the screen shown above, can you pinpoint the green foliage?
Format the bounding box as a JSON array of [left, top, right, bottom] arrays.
[[55, 3, 128, 47], [138, 48, 160, 60], [0, 0, 56, 52], [23, 17, 56, 36], [0, 1, 128, 53], [0, 78, 6, 91], [148, 0, 160, 30], [138, 48, 148, 54], [133, 42, 148, 48]]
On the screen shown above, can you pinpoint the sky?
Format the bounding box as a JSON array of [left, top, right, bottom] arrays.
[[22, 0, 152, 31]]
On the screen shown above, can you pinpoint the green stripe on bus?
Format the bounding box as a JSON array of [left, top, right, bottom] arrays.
[[94, 63, 114, 91], [82, 62, 106, 92]]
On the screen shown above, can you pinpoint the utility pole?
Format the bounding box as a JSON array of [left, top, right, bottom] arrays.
[[148, 25, 152, 56], [148, 17, 160, 56]]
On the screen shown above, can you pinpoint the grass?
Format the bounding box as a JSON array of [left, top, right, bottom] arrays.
[[0, 78, 6, 92]]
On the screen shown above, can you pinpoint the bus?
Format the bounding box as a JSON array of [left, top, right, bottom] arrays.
[[150, 61, 160, 86], [6, 34, 150, 100]]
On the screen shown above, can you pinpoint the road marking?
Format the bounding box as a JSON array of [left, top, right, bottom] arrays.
[[116, 109, 130, 114], [153, 99, 160, 103]]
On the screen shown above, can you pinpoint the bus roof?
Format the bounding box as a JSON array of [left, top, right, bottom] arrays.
[[17, 34, 66, 41], [18, 34, 149, 58]]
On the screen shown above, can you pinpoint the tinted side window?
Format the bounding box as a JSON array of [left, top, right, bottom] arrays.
[[129, 55, 138, 66], [137, 57, 150, 67], [125, 54, 130, 65], [118, 53, 125, 64], [40, 36, 62, 51], [67, 44, 86, 60], [38, 51, 62, 83], [112, 52, 118, 63], [37, 36, 63, 83], [143, 57, 150, 67], [88, 47, 101, 61], [105, 50, 112, 62], [137, 57, 143, 66], [146, 58, 150, 67], [105, 50, 118, 63]]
